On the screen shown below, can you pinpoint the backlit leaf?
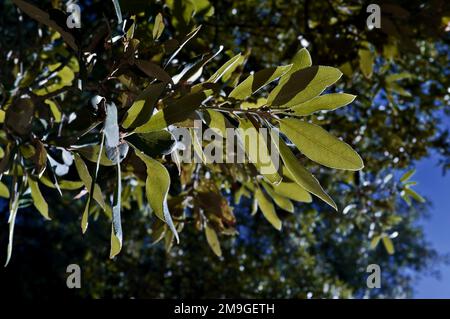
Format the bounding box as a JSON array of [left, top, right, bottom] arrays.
[[229, 65, 292, 100], [382, 236, 395, 255], [134, 150, 179, 243], [274, 138, 337, 210], [28, 178, 50, 220], [153, 13, 165, 40], [255, 188, 282, 230], [205, 224, 222, 257], [289, 93, 356, 116], [268, 66, 342, 108], [279, 118, 364, 171]]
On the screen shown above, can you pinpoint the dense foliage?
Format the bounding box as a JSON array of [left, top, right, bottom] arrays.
[[0, 0, 449, 298]]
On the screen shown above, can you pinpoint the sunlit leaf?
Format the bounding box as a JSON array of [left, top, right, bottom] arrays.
[[274, 138, 337, 210], [153, 13, 165, 40], [28, 178, 50, 220], [268, 66, 342, 108], [205, 224, 222, 257], [382, 236, 395, 255], [288, 93, 356, 116], [358, 49, 373, 79], [0, 181, 10, 198], [255, 187, 282, 230], [134, 150, 179, 243], [279, 118, 364, 171], [229, 65, 292, 100]]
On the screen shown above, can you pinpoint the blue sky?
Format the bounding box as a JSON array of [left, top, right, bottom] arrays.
[[414, 118, 450, 298]]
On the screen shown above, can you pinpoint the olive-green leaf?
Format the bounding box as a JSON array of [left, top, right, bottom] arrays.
[[229, 65, 292, 100], [205, 224, 222, 257], [278, 48, 312, 86], [207, 53, 242, 83], [279, 118, 364, 171], [153, 13, 165, 40], [400, 168, 416, 182], [77, 145, 115, 166], [238, 119, 282, 185], [110, 163, 123, 258], [370, 235, 381, 249], [134, 150, 179, 243], [382, 236, 395, 255], [0, 181, 10, 198], [272, 180, 312, 203], [404, 188, 425, 203], [358, 49, 373, 79], [274, 138, 337, 210], [28, 178, 50, 220], [122, 82, 166, 129], [203, 109, 228, 137], [255, 188, 282, 230], [73, 154, 107, 210], [268, 66, 342, 108], [135, 91, 208, 133], [289, 93, 356, 116], [261, 181, 294, 213]]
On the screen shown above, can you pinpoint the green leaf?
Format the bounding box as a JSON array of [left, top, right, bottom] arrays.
[[358, 49, 373, 79], [12, 0, 78, 50], [153, 13, 165, 40], [28, 178, 50, 220], [229, 65, 292, 100], [125, 131, 175, 157], [134, 150, 179, 243], [255, 188, 282, 230], [205, 224, 222, 257], [261, 181, 294, 213], [382, 236, 395, 255], [279, 118, 364, 171], [404, 188, 425, 203], [274, 139, 337, 210], [44, 99, 62, 123], [110, 163, 123, 258], [272, 179, 312, 203], [370, 235, 381, 249], [73, 154, 107, 210], [135, 91, 208, 133], [238, 119, 282, 185], [288, 93, 356, 116], [0, 181, 10, 198], [77, 145, 115, 166], [207, 53, 242, 83], [122, 82, 166, 129], [203, 109, 228, 137], [268, 66, 342, 108], [278, 48, 312, 86], [400, 168, 415, 182]]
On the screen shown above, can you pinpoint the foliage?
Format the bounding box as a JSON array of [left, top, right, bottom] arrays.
[[0, 0, 449, 298]]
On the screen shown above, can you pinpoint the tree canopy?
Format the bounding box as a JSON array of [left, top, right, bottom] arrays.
[[0, 0, 449, 298]]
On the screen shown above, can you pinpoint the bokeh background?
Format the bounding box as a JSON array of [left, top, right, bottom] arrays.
[[0, 0, 449, 298]]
